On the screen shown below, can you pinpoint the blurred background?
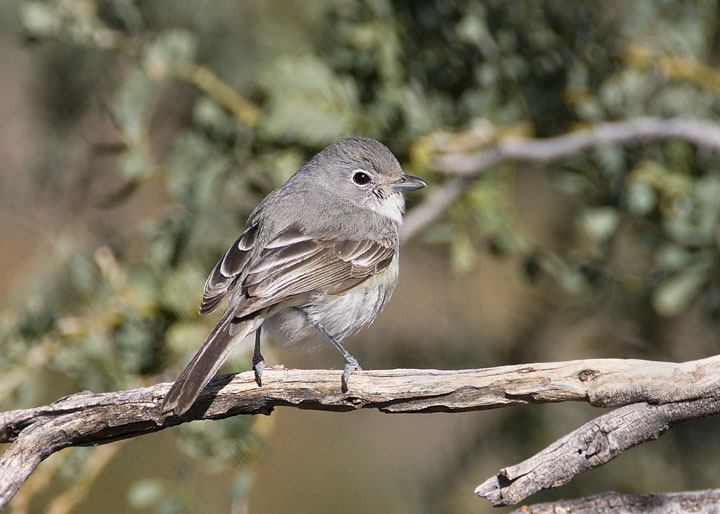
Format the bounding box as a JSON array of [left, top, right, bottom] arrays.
[[2, 0, 720, 512]]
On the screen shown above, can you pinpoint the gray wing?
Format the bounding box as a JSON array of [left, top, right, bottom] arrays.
[[199, 223, 259, 314], [234, 226, 396, 317]]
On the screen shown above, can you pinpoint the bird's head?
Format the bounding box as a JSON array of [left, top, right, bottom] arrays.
[[313, 137, 426, 223]]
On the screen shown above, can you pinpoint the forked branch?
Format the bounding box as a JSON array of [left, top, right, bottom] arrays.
[[402, 117, 720, 240], [1, 355, 719, 508]]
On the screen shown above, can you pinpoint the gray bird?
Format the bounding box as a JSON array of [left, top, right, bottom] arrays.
[[161, 137, 426, 416]]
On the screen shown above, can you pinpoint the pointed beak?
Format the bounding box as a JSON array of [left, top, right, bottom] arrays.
[[391, 174, 427, 193]]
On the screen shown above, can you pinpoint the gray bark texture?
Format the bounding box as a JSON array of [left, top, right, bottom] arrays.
[[476, 399, 720, 506], [1, 355, 719, 509], [511, 489, 720, 513]]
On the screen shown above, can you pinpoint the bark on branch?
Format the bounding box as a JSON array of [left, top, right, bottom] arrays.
[[511, 489, 720, 514], [402, 117, 720, 241], [1, 355, 719, 509], [476, 398, 720, 506]]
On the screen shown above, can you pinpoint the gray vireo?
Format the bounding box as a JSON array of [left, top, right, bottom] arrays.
[[161, 137, 426, 416]]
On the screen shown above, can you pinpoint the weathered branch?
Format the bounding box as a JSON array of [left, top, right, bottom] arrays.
[[1, 356, 719, 509], [477, 398, 720, 506], [510, 489, 720, 514], [402, 117, 720, 241]]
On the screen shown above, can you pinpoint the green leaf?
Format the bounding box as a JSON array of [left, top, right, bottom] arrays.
[[128, 479, 165, 509], [652, 264, 708, 317], [116, 68, 157, 144], [119, 147, 152, 181], [625, 181, 656, 216], [259, 55, 361, 145], [450, 234, 476, 273], [654, 244, 692, 272], [579, 207, 620, 241], [143, 29, 198, 80], [19, 2, 60, 37]]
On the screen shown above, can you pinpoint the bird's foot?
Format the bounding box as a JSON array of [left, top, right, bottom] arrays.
[[341, 356, 362, 393], [253, 357, 265, 387]]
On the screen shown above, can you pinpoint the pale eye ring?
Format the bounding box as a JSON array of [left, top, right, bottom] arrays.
[[352, 171, 372, 185]]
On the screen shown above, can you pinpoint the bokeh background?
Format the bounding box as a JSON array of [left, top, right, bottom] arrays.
[[2, 1, 720, 512]]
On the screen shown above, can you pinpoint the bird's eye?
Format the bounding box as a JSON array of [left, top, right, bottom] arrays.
[[352, 171, 371, 185]]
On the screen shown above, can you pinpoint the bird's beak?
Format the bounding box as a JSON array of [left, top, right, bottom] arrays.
[[391, 174, 427, 192]]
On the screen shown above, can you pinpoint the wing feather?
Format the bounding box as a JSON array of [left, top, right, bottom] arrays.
[[199, 223, 259, 314], [234, 226, 395, 317]]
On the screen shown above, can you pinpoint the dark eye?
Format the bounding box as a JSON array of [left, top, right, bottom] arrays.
[[352, 171, 371, 185]]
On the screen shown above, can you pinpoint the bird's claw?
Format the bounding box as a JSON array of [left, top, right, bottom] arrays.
[[341, 356, 361, 393], [253, 357, 265, 387]]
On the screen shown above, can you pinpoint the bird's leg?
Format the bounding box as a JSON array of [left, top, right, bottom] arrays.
[[252, 326, 265, 387], [310, 319, 361, 393]]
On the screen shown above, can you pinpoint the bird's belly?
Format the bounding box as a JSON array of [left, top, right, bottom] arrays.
[[263, 256, 399, 346]]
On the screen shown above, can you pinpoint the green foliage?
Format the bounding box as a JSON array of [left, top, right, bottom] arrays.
[[259, 55, 362, 145]]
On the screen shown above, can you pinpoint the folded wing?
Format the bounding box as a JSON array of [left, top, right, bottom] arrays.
[[199, 223, 259, 314], [236, 226, 395, 317]]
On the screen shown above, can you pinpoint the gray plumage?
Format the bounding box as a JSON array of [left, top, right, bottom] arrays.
[[161, 137, 426, 416]]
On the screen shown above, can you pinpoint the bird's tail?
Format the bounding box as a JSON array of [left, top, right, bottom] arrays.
[[161, 311, 263, 417]]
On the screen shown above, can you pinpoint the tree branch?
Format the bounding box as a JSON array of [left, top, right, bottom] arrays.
[[1, 356, 719, 509], [401, 117, 720, 241], [476, 398, 720, 506], [510, 489, 720, 514]]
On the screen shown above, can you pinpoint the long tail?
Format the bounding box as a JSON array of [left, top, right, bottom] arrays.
[[161, 311, 263, 416]]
